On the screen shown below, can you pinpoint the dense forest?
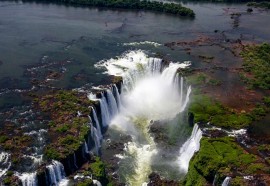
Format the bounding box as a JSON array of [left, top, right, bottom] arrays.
[[20, 0, 195, 17]]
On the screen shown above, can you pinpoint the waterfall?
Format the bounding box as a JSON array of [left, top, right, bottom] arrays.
[[91, 107, 103, 140], [113, 84, 121, 108], [99, 93, 111, 127], [73, 153, 78, 169], [0, 152, 11, 178], [84, 140, 90, 154], [106, 88, 118, 117], [17, 172, 37, 186], [89, 120, 101, 154], [212, 174, 217, 186], [95, 50, 192, 185], [93, 180, 102, 186], [222, 177, 231, 186], [46, 160, 66, 185], [178, 124, 203, 172]]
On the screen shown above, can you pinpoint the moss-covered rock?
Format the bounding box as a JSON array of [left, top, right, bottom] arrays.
[[184, 137, 266, 186], [37, 90, 94, 160], [188, 94, 252, 129]]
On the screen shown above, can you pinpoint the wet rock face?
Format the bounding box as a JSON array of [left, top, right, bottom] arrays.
[[188, 112, 194, 127], [148, 172, 179, 186], [149, 120, 169, 145]]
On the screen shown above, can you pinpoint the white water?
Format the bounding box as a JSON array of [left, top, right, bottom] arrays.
[[93, 179, 102, 186], [91, 107, 103, 140], [122, 41, 162, 47], [106, 89, 119, 117], [222, 176, 231, 186], [0, 152, 11, 178], [113, 84, 121, 108], [99, 93, 111, 127], [89, 119, 101, 154], [84, 140, 90, 154], [178, 124, 203, 172], [17, 172, 37, 186], [46, 160, 66, 186], [96, 50, 191, 185]]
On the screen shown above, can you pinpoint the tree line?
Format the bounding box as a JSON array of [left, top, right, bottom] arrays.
[[21, 0, 195, 17]]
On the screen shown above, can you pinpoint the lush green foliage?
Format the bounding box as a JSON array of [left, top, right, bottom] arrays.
[[184, 137, 257, 185], [90, 157, 106, 180], [188, 94, 252, 129], [76, 157, 110, 186], [0, 135, 8, 143], [39, 90, 93, 160], [186, 73, 221, 86], [22, 0, 195, 17], [240, 43, 270, 90], [76, 179, 93, 186]]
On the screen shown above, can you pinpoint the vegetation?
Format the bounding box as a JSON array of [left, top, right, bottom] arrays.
[[76, 179, 93, 186], [21, 0, 195, 17], [247, 1, 270, 9], [184, 137, 269, 186], [38, 90, 94, 160], [186, 73, 221, 86], [240, 43, 270, 90], [0, 135, 8, 143], [188, 94, 252, 129], [75, 157, 112, 186]]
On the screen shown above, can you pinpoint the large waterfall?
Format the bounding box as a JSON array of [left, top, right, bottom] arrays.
[[95, 50, 193, 185]]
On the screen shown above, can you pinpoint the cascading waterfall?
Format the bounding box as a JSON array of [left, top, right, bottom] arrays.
[[212, 174, 217, 186], [88, 86, 121, 129], [106, 89, 118, 116], [73, 154, 78, 169], [99, 93, 111, 127], [93, 179, 102, 186], [84, 140, 90, 154], [91, 107, 103, 140], [17, 172, 37, 186], [0, 152, 11, 177], [89, 120, 101, 154], [96, 50, 192, 185], [178, 124, 203, 172], [113, 84, 121, 108], [222, 177, 231, 186], [46, 160, 66, 185]]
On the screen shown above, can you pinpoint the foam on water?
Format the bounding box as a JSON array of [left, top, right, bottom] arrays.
[[16, 172, 37, 186], [96, 50, 192, 185]]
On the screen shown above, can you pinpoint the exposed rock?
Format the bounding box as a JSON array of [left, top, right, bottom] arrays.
[[148, 172, 179, 186]]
